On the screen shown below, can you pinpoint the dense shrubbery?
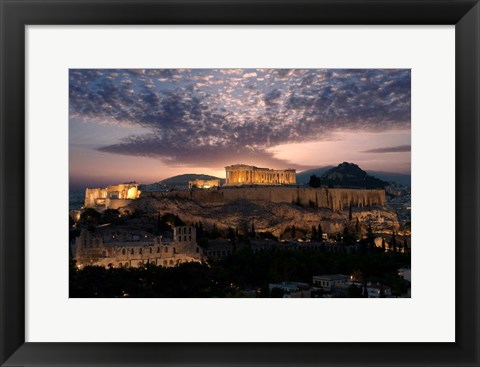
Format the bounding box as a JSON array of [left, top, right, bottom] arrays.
[[70, 249, 410, 298]]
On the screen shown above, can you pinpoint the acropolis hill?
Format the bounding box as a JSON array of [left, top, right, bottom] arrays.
[[78, 163, 398, 239], [83, 164, 386, 212]]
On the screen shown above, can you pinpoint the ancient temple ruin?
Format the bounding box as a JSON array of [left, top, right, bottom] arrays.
[[225, 164, 296, 186], [74, 226, 205, 268], [84, 183, 141, 210]]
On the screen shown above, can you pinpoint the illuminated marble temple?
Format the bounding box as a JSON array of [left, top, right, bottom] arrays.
[[225, 164, 296, 186]]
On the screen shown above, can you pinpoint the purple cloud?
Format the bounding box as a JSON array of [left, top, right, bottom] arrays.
[[362, 145, 411, 153], [69, 69, 411, 167]]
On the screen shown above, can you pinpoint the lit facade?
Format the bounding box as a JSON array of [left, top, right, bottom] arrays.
[[188, 179, 220, 189], [224, 164, 296, 186], [74, 226, 205, 268], [84, 183, 141, 209]]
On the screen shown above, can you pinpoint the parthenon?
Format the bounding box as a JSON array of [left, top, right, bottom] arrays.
[[225, 164, 296, 186]]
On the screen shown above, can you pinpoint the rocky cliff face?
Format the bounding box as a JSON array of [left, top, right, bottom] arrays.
[[142, 187, 386, 212], [131, 194, 399, 237]]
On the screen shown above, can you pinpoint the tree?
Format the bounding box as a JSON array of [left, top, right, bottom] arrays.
[[391, 229, 397, 252], [308, 175, 321, 188], [348, 203, 353, 221], [381, 237, 386, 252], [291, 225, 297, 240], [403, 238, 409, 253], [342, 224, 355, 245], [251, 221, 256, 237], [311, 226, 318, 241], [101, 209, 122, 224], [211, 223, 217, 238], [318, 224, 324, 242], [366, 224, 374, 245], [81, 208, 101, 224], [355, 218, 361, 239], [156, 213, 161, 235], [227, 227, 236, 241]]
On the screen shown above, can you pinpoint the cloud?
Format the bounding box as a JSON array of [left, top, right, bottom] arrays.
[[70, 69, 411, 167], [362, 145, 411, 153]]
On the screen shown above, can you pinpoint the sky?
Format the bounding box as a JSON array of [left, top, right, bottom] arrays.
[[69, 69, 411, 189]]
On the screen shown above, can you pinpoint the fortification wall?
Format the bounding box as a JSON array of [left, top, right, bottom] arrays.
[[189, 189, 225, 203], [147, 187, 385, 211]]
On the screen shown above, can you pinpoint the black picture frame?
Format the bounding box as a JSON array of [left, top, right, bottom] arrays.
[[1, 1, 479, 366]]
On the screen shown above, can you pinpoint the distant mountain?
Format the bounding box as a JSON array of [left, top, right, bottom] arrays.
[[363, 170, 411, 186], [154, 174, 225, 188], [319, 162, 388, 189], [297, 165, 410, 187], [296, 166, 335, 184]]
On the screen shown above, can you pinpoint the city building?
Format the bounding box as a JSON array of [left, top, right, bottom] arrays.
[[366, 284, 392, 298], [269, 281, 311, 298], [312, 274, 349, 291], [224, 164, 296, 186]]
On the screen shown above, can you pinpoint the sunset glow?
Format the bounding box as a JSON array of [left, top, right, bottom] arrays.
[[69, 69, 410, 189]]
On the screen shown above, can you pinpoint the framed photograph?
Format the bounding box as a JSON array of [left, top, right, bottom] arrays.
[[1, 0, 479, 366]]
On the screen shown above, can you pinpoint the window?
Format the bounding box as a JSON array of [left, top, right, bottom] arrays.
[[157, 247, 160, 253], [149, 248, 152, 254], [173, 247, 176, 254], [139, 248, 142, 254], [184, 236, 187, 241], [163, 260, 167, 266], [169, 260, 173, 265], [119, 263, 122, 268], [122, 249, 126, 255], [131, 249, 134, 255], [189, 236, 191, 241], [164, 246, 168, 253]]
